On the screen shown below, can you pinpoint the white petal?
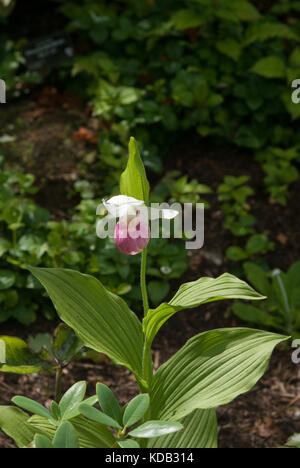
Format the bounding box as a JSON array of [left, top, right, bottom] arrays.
[[161, 208, 180, 219], [103, 195, 144, 217], [149, 207, 180, 220], [106, 195, 144, 207]]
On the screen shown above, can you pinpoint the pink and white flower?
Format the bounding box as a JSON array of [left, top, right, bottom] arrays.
[[102, 195, 179, 255]]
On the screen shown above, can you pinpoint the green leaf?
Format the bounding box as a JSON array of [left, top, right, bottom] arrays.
[[123, 394, 150, 427], [79, 403, 122, 430], [148, 281, 170, 305], [143, 273, 265, 346], [118, 439, 140, 448], [59, 381, 86, 421], [28, 333, 53, 355], [96, 383, 123, 426], [0, 339, 5, 364], [216, 39, 242, 61], [285, 433, 300, 448], [34, 434, 53, 448], [169, 9, 204, 30], [167, 273, 264, 308], [230, 0, 261, 21], [0, 406, 37, 448], [290, 48, 300, 68], [0, 270, 15, 290], [12, 396, 53, 421], [245, 234, 270, 255], [0, 336, 51, 374], [129, 420, 182, 438], [287, 261, 300, 306], [0, 238, 11, 257], [282, 89, 300, 120], [250, 56, 286, 79], [28, 414, 115, 448], [28, 267, 143, 377], [151, 328, 288, 421], [120, 137, 150, 203], [52, 422, 79, 448], [50, 401, 61, 421], [232, 303, 282, 329], [147, 408, 217, 448], [245, 22, 299, 45], [243, 262, 271, 296], [226, 246, 248, 261], [53, 324, 83, 364]]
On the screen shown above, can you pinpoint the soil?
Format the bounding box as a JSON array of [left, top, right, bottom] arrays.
[[1, 89, 300, 449]]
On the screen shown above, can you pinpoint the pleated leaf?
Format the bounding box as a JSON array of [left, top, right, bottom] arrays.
[[147, 408, 217, 448], [28, 415, 116, 448], [143, 273, 265, 346], [28, 267, 143, 376], [151, 328, 287, 421], [0, 406, 36, 448]]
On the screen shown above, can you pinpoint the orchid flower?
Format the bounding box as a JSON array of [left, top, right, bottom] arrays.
[[102, 195, 179, 255]]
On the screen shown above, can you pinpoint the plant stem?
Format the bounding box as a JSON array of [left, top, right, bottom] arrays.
[[55, 366, 63, 403], [12, 229, 17, 253], [140, 247, 154, 404], [140, 248, 149, 317]]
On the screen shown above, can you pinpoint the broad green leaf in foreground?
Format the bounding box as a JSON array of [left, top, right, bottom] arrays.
[[28, 267, 144, 376], [150, 328, 288, 421], [143, 273, 266, 346], [0, 406, 36, 448], [120, 137, 149, 203], [147, 408, 218, 449], [0, 336, 51, 374], [28, 415, 116, 448]]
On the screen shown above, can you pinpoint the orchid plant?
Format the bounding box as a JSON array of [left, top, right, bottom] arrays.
[[0, 137, 288, 449]]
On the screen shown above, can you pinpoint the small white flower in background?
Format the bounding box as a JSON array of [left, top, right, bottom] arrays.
[[102, 195, 179, 255]]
